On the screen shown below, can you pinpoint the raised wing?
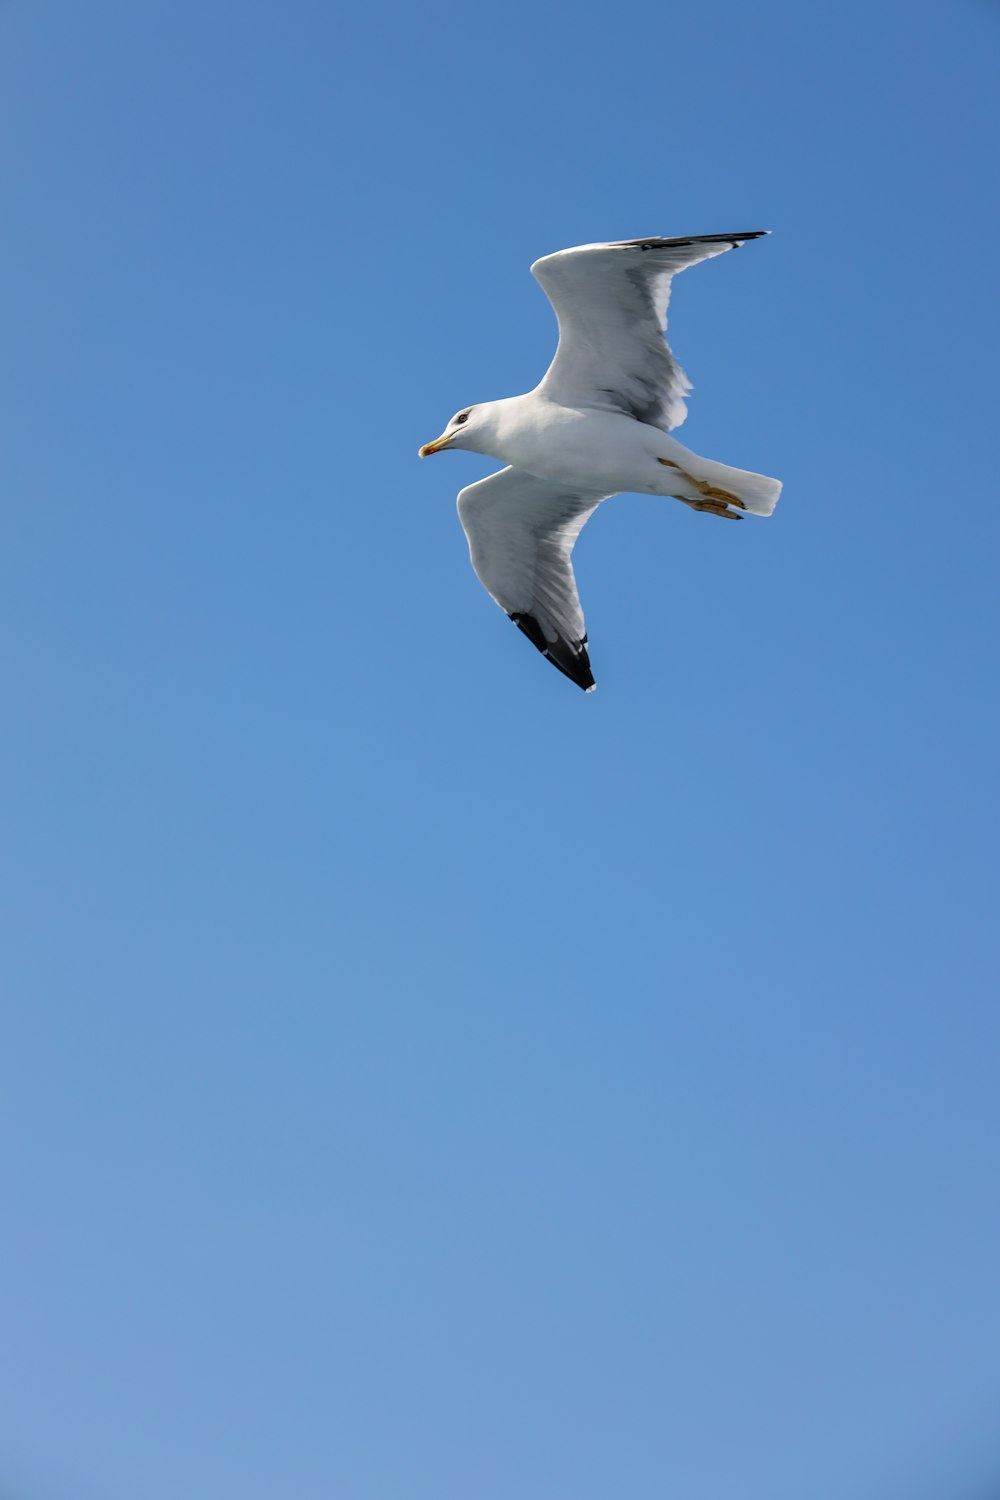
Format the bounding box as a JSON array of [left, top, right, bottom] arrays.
[[457, 467, 614, 692], [531, 232, 768, 432]]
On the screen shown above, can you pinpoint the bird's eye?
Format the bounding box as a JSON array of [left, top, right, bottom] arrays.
[[455, 411, 469, 424]]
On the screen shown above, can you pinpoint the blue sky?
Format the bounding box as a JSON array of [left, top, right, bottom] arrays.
[[2, 3, 999, 1498]]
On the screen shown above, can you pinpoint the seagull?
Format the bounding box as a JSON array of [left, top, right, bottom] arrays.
[[419, 232, 781, 692]]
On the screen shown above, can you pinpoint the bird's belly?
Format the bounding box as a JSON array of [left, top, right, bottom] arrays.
[[499, 407, 675, 493]]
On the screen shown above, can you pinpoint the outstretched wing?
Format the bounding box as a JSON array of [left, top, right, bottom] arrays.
[[457, 467, 614, 692], [531, 232, 768, 432]]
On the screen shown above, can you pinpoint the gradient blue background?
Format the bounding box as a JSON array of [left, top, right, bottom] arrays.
[[2, 3, 998, 1498]]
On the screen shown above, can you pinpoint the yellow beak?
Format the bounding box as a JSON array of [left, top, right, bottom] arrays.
[[418, 433, 453, 457]]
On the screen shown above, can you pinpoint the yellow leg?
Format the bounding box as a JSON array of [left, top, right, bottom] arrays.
[[683, 499, 742, 521], [657, 457, 746, 511]]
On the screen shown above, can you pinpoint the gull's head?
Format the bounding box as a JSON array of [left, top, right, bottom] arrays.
[[419, 405, 482, 457]]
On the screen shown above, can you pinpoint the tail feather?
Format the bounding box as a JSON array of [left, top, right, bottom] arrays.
[[726, 467, 782, 517], [661, 436, 782, 517]]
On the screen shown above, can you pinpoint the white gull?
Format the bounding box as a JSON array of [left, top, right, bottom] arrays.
[[419, 232, 782, 692]]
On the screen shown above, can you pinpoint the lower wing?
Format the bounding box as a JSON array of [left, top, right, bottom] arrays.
[[456, 467, 614, 691]]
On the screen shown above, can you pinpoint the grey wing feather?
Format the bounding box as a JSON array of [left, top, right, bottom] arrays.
[[457, 467, 613, 691], [531, 231, 768, 431]]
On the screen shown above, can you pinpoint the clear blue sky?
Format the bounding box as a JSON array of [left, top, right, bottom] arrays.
[[2, 3, 998, 1498]]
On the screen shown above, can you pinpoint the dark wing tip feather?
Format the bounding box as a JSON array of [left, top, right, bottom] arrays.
[[508, 612, 595, 692], [616, 231, 769, 250]]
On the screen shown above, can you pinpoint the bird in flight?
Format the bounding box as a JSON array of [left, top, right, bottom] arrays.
[[419, 232, 781, 692]]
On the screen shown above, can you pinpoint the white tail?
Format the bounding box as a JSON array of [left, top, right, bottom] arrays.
[[719, 465, 782, 517], [661, 435, 782, 517]]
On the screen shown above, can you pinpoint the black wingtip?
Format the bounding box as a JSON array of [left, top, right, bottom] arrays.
[[621, 230, 770, 251], [508, 612, 596, 692], [681, 230, 770, 243]]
